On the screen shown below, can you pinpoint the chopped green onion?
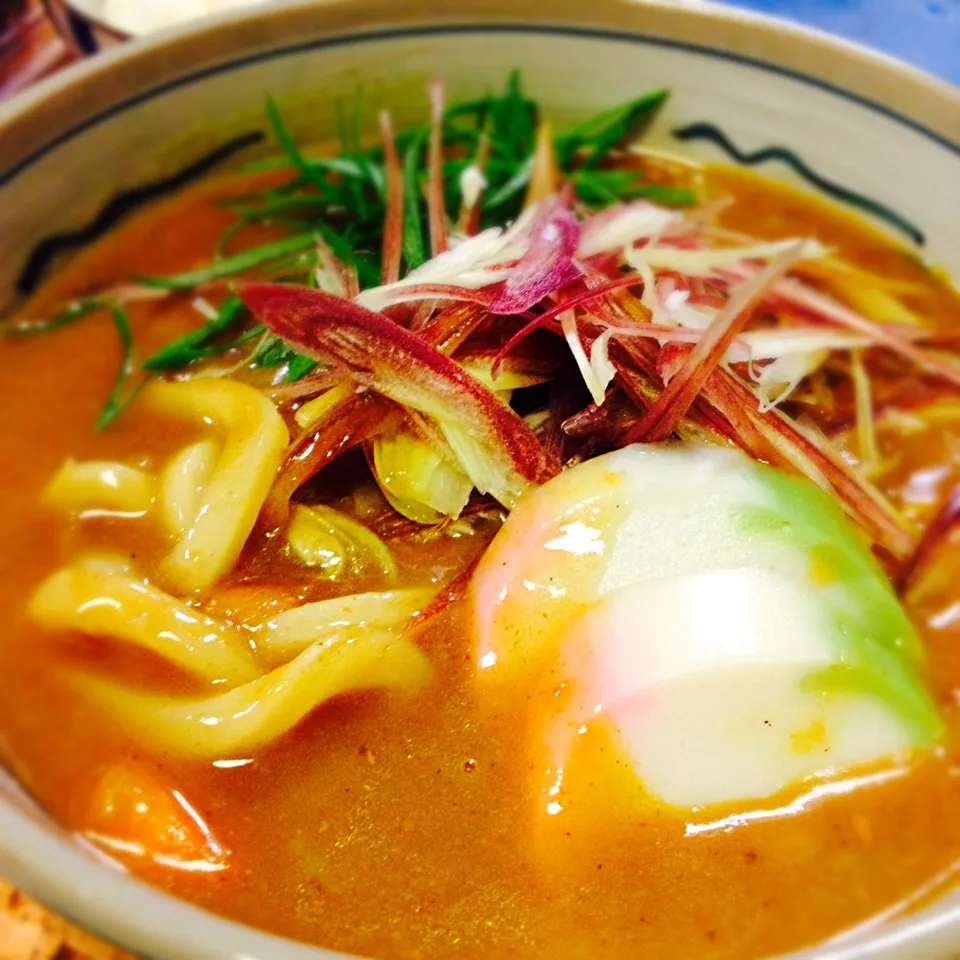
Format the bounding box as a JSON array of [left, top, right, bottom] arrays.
[[402, 130, 428, 271], [143, 296, 247, 371], [214, 218, 253, 259], [97, 306, 136, 430], [314, 221, 380, 289], [4, 298, 103, 336], [489, 70, 538, 163], [484, 155, 534, 210], [335, 98, 352, 156], [223, 194, 331, 217], [555, 89, 669, 168], [208, 324, 268, 356], [284, 353, 318, 383], [444, 96, 492, 122], [267, 97, 332, 197], [572, 169, 696, 208], [251, 332, 315, 382], [137, 233, 317, 290], [359, 156, 387, 204], [327, 89, 372, 219], [252, 333, 297, 368]]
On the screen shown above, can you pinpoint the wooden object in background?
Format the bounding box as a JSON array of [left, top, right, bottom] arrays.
[[0, 0, 71, 98], [0, 879, 133, 960]]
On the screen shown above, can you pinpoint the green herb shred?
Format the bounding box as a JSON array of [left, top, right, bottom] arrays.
[[96, 305, 137, 430], [143, 296, 248, 371]]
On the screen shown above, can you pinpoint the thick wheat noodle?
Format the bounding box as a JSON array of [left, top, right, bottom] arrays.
[[142, 379, 288, 595], [29, 557, 259, 686], [256, 587, 434, 666], [78, 629, 432, 758], [43, 459, 155, 516], [160, 439, 218, 539]]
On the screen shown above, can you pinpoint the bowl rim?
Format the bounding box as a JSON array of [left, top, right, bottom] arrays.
[[1, 2, 960, 959], [1, 0, 958, 183]]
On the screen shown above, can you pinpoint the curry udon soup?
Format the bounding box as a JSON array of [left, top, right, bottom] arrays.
[[3, 77, 960, 960]]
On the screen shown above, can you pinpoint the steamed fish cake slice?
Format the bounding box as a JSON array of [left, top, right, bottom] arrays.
[[471, 444, 942, 814], [554, 567, 921, 808]]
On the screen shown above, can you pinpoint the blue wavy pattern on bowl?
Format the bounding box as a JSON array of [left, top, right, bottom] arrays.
[[717, 0, 960, 85]]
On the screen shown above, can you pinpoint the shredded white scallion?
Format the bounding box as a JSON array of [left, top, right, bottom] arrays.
[[589, 329, 618, 400], [577, 202, 681, 259], [625, 144, 706, 169], [459, 165, 488, 212], [734, 329, 873, 363], [356, 207, 541, 310], [561, 312, 609, 407], [626, 248, 664, 326], [850, 348, 880, 470], [633, 238, 830, 277], [661, 288, 690, 314], [191, 297, 219, 321], [754, 350, 830, 413]]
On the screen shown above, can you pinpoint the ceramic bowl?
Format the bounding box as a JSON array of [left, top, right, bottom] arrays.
[[1, 1, 959, 957]]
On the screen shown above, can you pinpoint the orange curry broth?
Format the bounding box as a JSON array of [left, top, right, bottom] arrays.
[[2, 164, 960, 960]]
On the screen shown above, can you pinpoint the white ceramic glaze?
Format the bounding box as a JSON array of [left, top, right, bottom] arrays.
[[0, 1, 959, 957]]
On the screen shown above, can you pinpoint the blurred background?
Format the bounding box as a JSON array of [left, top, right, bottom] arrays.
[[720, 0, 960, 85], [0, 0, 70, 98], [2, 0, 959, 99]]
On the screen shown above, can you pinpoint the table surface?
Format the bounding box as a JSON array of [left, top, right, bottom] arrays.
[[718, 0, 960, 85], [0, 1, 957, 958]]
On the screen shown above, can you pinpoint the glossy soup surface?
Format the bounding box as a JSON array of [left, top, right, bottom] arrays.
[[3, 163, 960, 960]]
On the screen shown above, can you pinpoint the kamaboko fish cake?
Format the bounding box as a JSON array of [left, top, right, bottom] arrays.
[[472, 445, 941, 814]]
